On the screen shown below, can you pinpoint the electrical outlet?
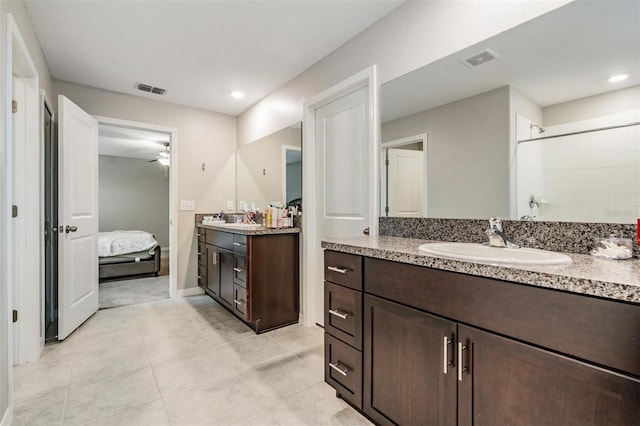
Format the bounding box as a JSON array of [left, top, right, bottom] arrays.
[[180, 200, 195, 211], [227, 200, 234, 210]]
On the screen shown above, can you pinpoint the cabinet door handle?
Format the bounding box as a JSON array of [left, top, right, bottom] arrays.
[[443, 336, 452, 374], [329, 362, 350, 376], [197, 233, 202, 237], [328, 309, 350, 320], [327, 266, 349, 274], [197, 275, 201, 280], [234, 299, 245, 305], [233, 267, 243, 273], [212, 252, 218, 265], [197, 251, 202, 256], [233, 242, 245, 246], [458, 342, 468, 382]]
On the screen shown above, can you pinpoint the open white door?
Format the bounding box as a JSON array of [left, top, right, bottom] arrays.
[[387, 148, 423, 217], [58, 95, 99, 340]]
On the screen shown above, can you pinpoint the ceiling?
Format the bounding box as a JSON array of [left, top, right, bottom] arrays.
[[25, 0, 403, 116], [382, 0, 640, 122], [99, 124, 170, 161]]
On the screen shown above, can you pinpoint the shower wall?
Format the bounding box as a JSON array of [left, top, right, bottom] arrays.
[[517, 103, 640, 223]]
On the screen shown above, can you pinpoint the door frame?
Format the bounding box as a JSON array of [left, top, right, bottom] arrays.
[[301, 66, 379, 327], [281, 144, 301, 203], [6, 11, 42, 366], [93, 116, 178, 299], [380, 133, 428, 217]]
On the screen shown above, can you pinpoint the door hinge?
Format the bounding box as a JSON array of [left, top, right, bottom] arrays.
[[11, 100, 17, 114], [385, 159, 389, 166], [12, 205, 18, 218], [12, 310, 18, 323], [384, 206, 389, 214]]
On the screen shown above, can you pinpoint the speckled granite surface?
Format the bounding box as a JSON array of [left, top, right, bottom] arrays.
[[197, 223, 300, 236], [321, 235, 640, 304], [379, 218, 639, 256]]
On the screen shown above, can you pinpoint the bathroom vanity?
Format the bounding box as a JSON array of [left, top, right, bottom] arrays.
[[322, 236, 640, 425], [196, 223, 300, 333]]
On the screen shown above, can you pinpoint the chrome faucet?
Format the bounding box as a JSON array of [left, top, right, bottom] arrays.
[[486, 217, 520, 248]]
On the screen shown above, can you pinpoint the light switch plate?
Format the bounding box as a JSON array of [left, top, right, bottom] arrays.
[[180, 200, 195, 211], [227, 200, 234, 210]]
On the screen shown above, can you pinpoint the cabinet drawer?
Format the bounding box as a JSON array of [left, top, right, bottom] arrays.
[[325, 333, 362, 409], [197, 264, 206, 288], [233, 284, 250, 321], [197, 229, 205, 242], [325, 282, 362, 350], [233, 254, 247, 287], [198, 242, 206, 266], [233, 234, 247, 254], [324, 251, 362, 291], [206, 230, 234, 250]]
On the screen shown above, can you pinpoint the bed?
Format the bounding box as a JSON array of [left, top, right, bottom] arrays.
[[98, 230, 161, 281]]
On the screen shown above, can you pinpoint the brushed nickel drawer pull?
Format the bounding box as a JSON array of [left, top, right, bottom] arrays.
[[234, 299, 244, 305], [197, 275, 201, 280], [233, 267, 243, 273], [329, 309, 350, 320], [197, 251, 202, 256], [327, 266, 349, 274], [233, 242, 245, 246], [329, 362, 350, 376], [443, 336, 452, 374], [458, 342, 468, 382]]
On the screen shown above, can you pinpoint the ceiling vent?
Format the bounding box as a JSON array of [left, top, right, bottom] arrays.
[[136, 83, 167, 95], [461, 49, 499, 68]]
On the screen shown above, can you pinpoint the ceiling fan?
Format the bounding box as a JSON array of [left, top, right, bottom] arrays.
[[149, 142, 170, 166]]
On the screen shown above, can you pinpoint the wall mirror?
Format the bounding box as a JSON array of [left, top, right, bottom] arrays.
[[236, 123, 302, 212], [381, 1, 639, 223]]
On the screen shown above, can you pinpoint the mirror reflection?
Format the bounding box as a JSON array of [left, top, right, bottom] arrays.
[[381, 1, 639, 223], [236, 123, 302, 212]]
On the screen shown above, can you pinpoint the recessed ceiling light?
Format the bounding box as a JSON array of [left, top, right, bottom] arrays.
[[608, 73, 629, 83], [231, 90, 245, 99]]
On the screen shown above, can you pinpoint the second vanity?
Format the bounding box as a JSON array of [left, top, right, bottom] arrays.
[[321, 235, 640, 425], [197, 222, 300, 333]]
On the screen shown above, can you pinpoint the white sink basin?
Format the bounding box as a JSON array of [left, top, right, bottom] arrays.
[[418, 242, 572, 265], [206, 222, 263, 228]]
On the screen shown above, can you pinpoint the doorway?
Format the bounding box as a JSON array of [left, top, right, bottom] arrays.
[[96, 122, 173, 309], [381, 134, 427, 218]]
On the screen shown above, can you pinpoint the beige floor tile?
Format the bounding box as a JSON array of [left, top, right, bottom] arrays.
[[90, 399, 171, 426], [144, 331, 212, 364], [248, 351, 324, 399], [199, 317, 256, 347], [267, 323, 324, 354], [12, 384, 67, 426], [269, 382, 373, 426], [223, 334, 290, 368], [63, 366, 160, 425]]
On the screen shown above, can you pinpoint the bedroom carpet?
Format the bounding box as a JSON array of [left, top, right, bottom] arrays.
[[99, 275, 169, 309]]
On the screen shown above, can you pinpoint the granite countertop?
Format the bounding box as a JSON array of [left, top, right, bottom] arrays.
[[197, 223, 300, 236], [321, 235, 640, 304]]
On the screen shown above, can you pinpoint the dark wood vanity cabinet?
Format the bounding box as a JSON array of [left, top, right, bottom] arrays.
[[323, 250, 640, 425], [199, 228, 299, 333]]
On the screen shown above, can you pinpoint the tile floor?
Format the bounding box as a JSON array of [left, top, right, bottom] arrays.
[[13, 295, 371, 426]]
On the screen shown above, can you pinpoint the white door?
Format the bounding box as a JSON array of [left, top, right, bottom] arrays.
[[387, 148, 423, 217], [314, 86, 369, 325], [58, 95, 99, 340]]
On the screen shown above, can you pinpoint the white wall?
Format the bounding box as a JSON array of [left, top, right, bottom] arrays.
[[99, 155, 170, 247], [382, 86, 511, 218], [237, 0, 568, 146], [53, 80, 236, 291]]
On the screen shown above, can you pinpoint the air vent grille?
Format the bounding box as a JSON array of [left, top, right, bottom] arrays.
[[461, 49, 499, 68], [136, 83, 167, 95]]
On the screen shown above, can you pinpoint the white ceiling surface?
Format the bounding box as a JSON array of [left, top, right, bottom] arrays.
[[25, 0, 403, 116], [382, 1, 640, 123], [99, 124, 170, 160]]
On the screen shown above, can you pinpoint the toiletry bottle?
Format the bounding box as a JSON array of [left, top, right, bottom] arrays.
[[277, 208, 283, 228], [266, 207, 271, 228]]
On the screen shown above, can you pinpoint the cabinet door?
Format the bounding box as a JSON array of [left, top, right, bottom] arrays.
[[218, 248, 234, 308], [458, 324, 640, 426], [364, 295, 457, 426], [206, 245, 219, 297]]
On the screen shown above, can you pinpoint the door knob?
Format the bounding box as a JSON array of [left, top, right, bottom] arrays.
[[51, 226, 58, 233], [65, 225, 77, 233]]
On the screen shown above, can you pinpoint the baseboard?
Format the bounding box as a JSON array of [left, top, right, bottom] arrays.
[[1, 405, 13, 426], [176, 287, 204, 298]]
